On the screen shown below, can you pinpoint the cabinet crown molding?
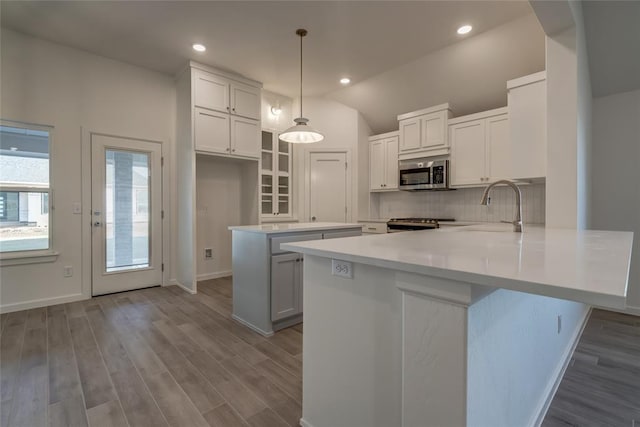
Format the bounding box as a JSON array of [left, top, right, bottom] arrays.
[[397, 103, 452, 121]]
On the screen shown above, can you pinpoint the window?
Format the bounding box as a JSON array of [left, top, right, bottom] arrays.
[[0, 123, 52, 253]]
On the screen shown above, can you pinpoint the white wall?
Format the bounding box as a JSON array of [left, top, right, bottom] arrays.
[[591, 89, 640, 314], [293, 97, 368, 222], [195, 155, 258, 280], [541, 1, 593, 230], [0, 29, 176, 312], [261, 89, 293, 133]]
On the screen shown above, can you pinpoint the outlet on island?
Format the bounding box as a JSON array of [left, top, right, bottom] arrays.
[[332, 259, 353, 279]]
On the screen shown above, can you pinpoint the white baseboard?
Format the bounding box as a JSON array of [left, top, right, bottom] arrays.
[[231, 314, 274, 337], [624, 305, 640, 316], [532, 305, 592, 427], [299, 418, 313, 427], [173, 280, 197, 295], [196, 270, 232, 281], [0, 293, 88, 314]]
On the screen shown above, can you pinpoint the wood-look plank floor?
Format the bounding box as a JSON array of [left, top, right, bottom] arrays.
[[0, 277, 301, 427], [543, 309, 640, 427], [4, 283, 639, 427]]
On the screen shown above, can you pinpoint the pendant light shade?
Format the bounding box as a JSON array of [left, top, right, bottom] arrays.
[[280, 29, 324, 144]]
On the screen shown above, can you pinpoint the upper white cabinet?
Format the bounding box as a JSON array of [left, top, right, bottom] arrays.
[[397, 103, 453, 159], [191, 65, 261, 159], [194, 69, 261, 121], [450, 108, 510, 187], [369, 132, 399, 191], [508, 71, 547, 180]]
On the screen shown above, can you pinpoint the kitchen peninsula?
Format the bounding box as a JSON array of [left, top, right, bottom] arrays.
[[283, 224, 634, 427], [229, 222, 362, 336]]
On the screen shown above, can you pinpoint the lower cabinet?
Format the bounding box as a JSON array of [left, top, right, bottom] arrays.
[[271, 252, 303, 321], [231, 226, 362, 336]]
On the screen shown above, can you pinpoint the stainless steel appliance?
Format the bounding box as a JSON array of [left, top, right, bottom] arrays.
[[399, 158, 449, 191], [387, 218, 454, 233]]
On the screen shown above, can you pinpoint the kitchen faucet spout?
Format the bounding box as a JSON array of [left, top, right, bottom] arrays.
[[480, 179, 523, 232]]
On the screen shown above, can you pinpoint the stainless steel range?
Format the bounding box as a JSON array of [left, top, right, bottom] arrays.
[[386, 218, 454, 233]]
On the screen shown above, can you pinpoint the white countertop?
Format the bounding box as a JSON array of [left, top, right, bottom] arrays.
[[283, 223, 634, 309], [228, 222, 362, 235]]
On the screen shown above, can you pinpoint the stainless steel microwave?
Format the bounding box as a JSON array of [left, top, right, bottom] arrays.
[[399, 158, 449, 191]]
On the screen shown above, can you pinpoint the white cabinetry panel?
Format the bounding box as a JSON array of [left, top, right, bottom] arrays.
[[194, 70, 229, 113], [194, 107, 230, 154]]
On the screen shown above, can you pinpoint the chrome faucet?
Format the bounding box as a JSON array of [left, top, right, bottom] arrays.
[[480, 180, 523, 232]]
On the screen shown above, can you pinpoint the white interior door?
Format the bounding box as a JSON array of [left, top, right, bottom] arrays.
[[91, 134, 162, 296], [308, 152, 348, 222]]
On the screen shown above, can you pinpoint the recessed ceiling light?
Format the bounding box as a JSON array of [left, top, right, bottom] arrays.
[[457, 25, 472, 35], [192, 43, 206, 52], [340, 77, 351, 85]]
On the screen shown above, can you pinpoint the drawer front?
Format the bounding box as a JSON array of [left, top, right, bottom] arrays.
[[360, 223, 387, 234], [270, 233, 323, 255], [322, 229, 363, 239]]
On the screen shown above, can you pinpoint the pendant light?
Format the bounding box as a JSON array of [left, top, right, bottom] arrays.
[[279, 29, 324, 144]]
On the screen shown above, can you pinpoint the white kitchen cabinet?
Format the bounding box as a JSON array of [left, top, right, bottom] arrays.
[[369, 132, 399, 191], [449, 108, 510, 187], [359, 222, 387, 234], [194, 69, 261, 121], [260, 130, 292, 220], [192, 65, 261, 159], [398, 103, 453, 159], [508, 71, 547, 180], [194, 108, 230, 154], [271, 252, 302, 321]]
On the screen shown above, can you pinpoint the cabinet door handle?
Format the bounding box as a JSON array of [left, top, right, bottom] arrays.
[[232, 149, 236, 152], [367, 227, 376, 231], [232, 108, 236, 113]]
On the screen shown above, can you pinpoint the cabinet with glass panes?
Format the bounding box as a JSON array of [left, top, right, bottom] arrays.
[[260, 130, 292, 219]]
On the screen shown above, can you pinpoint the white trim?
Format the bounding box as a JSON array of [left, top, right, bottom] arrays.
[[0, 292, 87, 314], [397, 103, 452, 121], [447, 107, 509, 125], [532, 305, 592, 427], [299, 418, 313, 427], [174, 280, 197, 295], [369, 130, 399, 141], [196, 270, 232, 281], [0, 250, 59, 266], [231, 314, 274, 337], [507, 71, 547, 90]]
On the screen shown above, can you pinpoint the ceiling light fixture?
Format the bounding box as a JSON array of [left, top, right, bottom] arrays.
[[457, 25, 472, 35], [340, 77, 351, 85], [279, 29, 324, 144], [192, 43, 206, 52]]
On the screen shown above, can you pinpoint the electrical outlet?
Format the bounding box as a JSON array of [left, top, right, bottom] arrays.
[[557, 315, 562, 334], [331, 259, 353, 279], [63, 266, 73, 277], [204, 248, 213, 259]]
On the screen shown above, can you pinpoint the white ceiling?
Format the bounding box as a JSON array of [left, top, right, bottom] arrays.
[[583, 1, 640, 98], [1, 0, 534, 100]]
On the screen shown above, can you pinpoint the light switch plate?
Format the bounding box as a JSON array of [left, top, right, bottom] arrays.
[[72, 202, 82, 214], [332, 259, 353, 279]]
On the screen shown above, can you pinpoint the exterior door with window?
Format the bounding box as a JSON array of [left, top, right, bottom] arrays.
[[91, 134, 162, 296]]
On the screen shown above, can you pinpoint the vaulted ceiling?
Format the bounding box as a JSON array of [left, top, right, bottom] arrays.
[[2, 1, 545, 132]]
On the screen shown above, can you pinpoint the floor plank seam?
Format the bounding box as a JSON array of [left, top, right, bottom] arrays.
[[61, 304, 91, 427]]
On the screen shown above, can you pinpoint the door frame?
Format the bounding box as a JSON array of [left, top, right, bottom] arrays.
[[303, 149, 352, 223], [81, 129, 165, 299]]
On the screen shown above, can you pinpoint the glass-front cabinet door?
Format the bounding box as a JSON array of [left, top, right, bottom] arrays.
[[260, 130, 291, 220]]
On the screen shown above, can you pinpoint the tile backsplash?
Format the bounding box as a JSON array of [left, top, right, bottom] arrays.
[[372, 184, 545, 224]]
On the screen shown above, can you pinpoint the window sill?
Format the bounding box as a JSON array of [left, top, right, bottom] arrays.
[[0, 250, 60, 266]]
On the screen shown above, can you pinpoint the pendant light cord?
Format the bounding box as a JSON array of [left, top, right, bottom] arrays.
[[299, 30, 303, 118]]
